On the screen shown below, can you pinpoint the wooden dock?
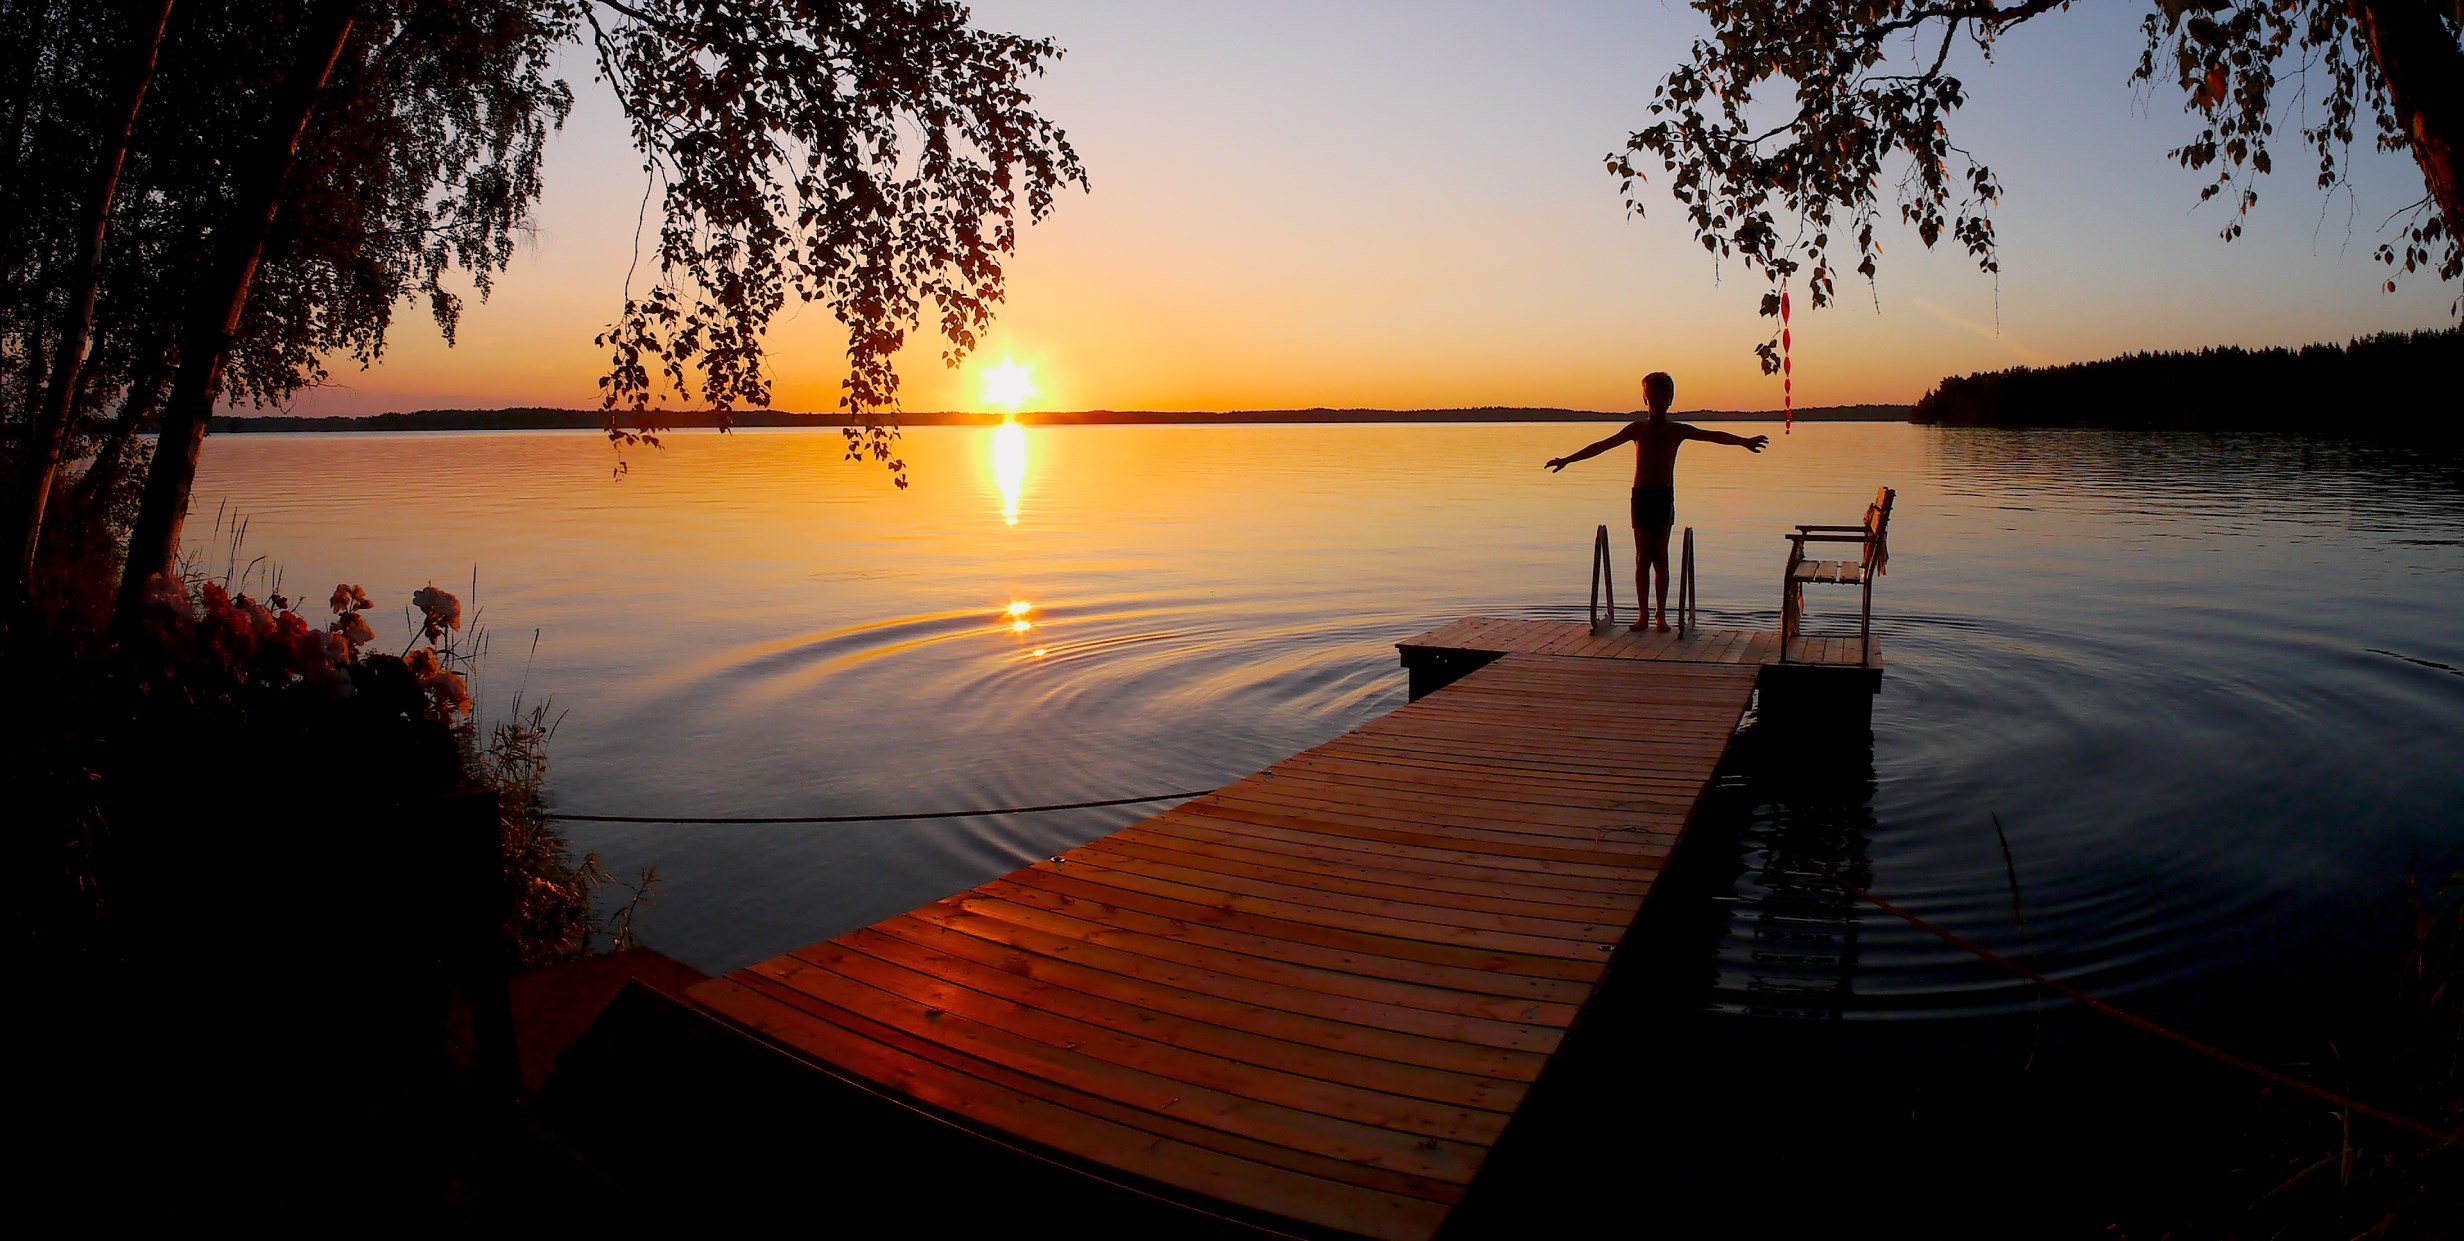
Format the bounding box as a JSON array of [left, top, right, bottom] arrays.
[[1398, 616, 1880, 673], [681, 620, 1874, 1239]]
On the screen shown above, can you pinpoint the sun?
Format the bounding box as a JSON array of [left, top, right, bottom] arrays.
[[980, 357, 1036, 414]]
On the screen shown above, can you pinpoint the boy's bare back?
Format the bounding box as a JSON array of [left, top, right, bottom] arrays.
[[1629, 416, 1691, 488]]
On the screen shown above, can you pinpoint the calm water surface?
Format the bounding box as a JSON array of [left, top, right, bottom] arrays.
[[191, 421, 2463, 1223]]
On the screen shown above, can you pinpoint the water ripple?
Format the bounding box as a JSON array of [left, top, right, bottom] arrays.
[[188, 423, 2464, 994]]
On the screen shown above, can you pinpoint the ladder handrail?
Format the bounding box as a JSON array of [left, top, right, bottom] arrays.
[[1677, 526, 1697, 638], [1588, 524, 1615, 629]]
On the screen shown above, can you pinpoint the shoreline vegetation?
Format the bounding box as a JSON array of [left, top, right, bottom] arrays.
[[210, 404, 1913, 433], [1912, 328, 2463, 435], [217, 323, 2464, 439]]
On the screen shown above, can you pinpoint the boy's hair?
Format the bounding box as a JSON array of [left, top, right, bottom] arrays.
[[1641, 371, 1675, 411]]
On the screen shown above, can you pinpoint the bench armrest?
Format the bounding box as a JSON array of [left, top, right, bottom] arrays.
[[1786, 532, 1873, 544], [1794, 523, 1867, 532]]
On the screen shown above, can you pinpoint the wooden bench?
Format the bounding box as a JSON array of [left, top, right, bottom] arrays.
[[1780, 486, 1893, 666]]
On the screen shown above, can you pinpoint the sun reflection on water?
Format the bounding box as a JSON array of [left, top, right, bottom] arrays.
[[992, 419, 1028, 526]]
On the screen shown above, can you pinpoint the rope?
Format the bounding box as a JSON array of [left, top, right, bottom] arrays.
[[1795, 854, 2461, 1147], [545, 788, 1217, 825]]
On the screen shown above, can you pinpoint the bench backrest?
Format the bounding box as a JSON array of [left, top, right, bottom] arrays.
[[1862, 487, 1895, 574]]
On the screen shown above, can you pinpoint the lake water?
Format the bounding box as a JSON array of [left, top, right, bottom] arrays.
[[189, 421, 2463, 1224]]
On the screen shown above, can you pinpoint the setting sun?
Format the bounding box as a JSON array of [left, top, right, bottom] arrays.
[[980, 357, 1037, 414]]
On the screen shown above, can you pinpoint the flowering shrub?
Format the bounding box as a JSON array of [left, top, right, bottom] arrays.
[[7, 554, 637, 977], [167, 576, 601, 959], [188, 581, 351, 690], [169, 580, 472, 724]]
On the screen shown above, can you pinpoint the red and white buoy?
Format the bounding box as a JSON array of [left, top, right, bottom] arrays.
[[1781, 283, 1793, 433]]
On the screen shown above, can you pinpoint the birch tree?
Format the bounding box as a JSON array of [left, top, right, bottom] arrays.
[[1609, 1, 2463, 372]]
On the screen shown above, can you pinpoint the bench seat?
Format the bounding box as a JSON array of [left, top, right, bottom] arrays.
[[1789, 560, 1867, 586], [1780, 487, 1893, 664]]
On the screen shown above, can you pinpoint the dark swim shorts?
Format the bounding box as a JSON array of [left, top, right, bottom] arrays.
[[1631, 485, 1675, 528]]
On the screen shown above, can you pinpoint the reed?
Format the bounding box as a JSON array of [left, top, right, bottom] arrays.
[[2156, 865, 2463, 1237]]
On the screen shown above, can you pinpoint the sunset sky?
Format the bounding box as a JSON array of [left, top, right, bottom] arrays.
[[279, 1, 2456, 418]]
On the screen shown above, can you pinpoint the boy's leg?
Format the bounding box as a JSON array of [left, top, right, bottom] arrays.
[[1649, 524, 1674, 630]]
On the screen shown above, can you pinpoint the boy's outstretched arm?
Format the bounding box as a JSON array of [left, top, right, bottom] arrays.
[[1684, 425, 1771, 453], [1545, 422, 1639, 471]]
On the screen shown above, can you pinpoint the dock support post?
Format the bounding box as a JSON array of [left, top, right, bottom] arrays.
[[1755, 664, 1879, 732]]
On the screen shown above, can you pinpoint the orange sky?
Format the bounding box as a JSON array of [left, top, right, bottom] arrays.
[[274, 2, 2456, 419]]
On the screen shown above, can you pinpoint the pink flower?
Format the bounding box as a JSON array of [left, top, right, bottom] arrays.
[[332, 610, 376, 649], [401, 647, 471, 717], [329, 583, 371, 615], [411, 585, 462, 643], [283, 625, 340, 677], [430, 669, 472, 716]]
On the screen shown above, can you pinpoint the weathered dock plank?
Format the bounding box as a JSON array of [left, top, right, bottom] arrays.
[[1397, 618, 1880, 670]]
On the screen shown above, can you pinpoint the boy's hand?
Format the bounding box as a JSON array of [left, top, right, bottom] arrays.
[[1744, 435, 1769, 453], [1545, 458, 1566, 472]]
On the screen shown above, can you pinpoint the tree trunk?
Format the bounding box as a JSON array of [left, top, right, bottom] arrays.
[[70, 366, 168, 517], [2347, 0, 2464, 264], [8, 0, 176, 600], [114, 1, 358, 624]]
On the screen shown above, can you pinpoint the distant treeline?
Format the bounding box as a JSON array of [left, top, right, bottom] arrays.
[[1912, 329, 2463, 434], [211, 403, 1910, 433]]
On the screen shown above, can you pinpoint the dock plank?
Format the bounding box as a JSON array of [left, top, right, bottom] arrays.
[[929, 894, 1584, 1028], [693, 976, 1462, 1241], [1396, 617, 1878, 671], [780, 931, 1529, 1128], [895, 901, 1574, 1048]]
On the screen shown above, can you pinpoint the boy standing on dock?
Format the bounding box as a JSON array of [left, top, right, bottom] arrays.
[[1546, 372, 1768, 632]]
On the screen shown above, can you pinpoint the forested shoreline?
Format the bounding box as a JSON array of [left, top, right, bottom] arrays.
[[1912, 329, 2463, 435], [212, 404, 1913, 433]]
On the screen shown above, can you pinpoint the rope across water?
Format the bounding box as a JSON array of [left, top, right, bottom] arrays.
[[544, 788, 1218, 825]]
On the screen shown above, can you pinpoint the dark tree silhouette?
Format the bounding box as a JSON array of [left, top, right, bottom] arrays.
[[121, 2, 364, 622], [1910, 326, 2464, 430], [0, 1, 1086, 618], [5, 0, 170, 598], [1608, 1, 2464, 373], [579, 0, 1088, 481]]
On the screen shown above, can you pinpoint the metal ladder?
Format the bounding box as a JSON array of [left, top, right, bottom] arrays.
[[1590, 524, 1696, 635]]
